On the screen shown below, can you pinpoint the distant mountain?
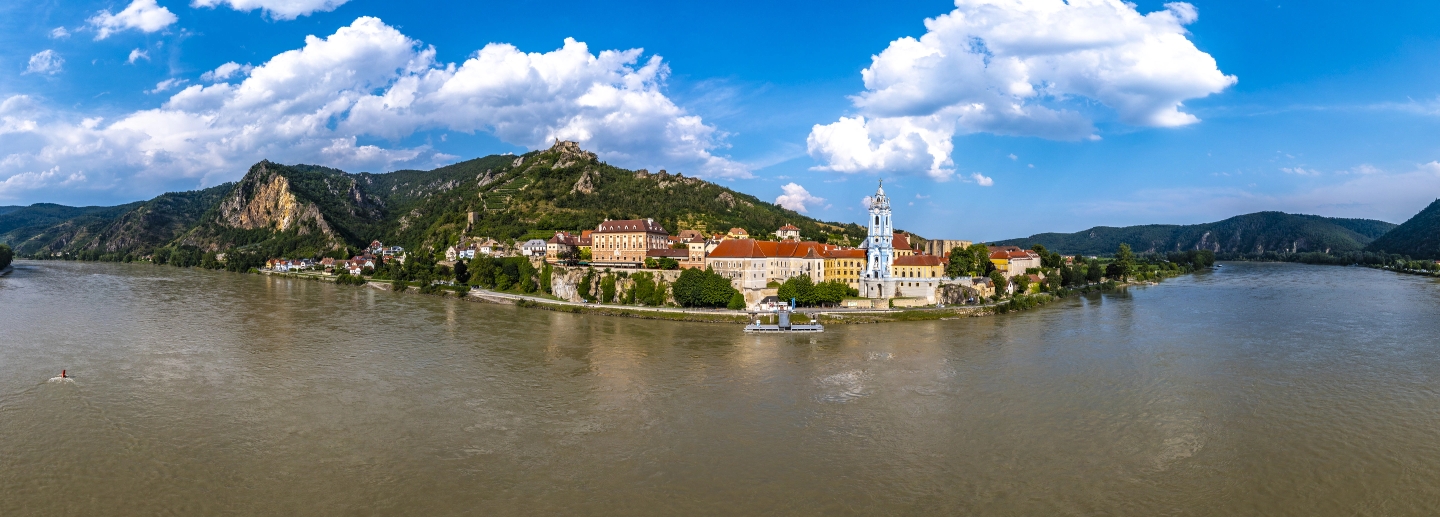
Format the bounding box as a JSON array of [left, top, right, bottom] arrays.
[[0, 141, 865, 260], [0, 206, 22, 216], [1365, 199, 1440, 259], [994, 212, 1397, 256]]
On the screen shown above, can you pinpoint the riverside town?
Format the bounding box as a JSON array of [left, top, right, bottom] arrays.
[[252, 173, 1215, 321]]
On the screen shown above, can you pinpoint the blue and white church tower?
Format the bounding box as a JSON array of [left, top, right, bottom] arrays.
[[860, 180, 899, 298]]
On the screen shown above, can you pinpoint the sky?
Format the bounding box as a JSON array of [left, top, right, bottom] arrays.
[[2, 0, 1440, 241]]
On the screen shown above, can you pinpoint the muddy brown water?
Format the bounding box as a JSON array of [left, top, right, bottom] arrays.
[[3, 260, 1440, 515]]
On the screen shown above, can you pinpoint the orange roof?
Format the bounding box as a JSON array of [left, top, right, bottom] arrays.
[[990, 250, 1039, 260], [728, 227, 748, 235], [778, 224, 800, 231], [892, 232, 912, 250], [894, 254, 944, 266], [708, 239, 838, 259], [987, 245, 1024, 253]]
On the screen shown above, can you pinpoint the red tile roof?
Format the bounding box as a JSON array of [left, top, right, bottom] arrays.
[[825, 249, 866, 259], [596, 219, 667, 234], [990, 250, 1040, 260], [892, 232, 912, 250], [707, 239, 842, 259], [778, 224, 800, 231], [894, 254, 944, 266]]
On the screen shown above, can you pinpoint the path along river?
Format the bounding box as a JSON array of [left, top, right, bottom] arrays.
[[3, 261, 1440, 515]]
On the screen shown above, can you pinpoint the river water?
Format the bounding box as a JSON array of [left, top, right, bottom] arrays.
[[3, 261, 1440, 515]]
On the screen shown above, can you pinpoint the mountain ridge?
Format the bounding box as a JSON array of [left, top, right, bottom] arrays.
[[1365, 199, 1440, 259], [993, 211, 1396, 256], [0, 142, 867, 260]]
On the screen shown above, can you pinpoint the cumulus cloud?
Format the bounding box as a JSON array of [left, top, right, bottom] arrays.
[[0, 17, 745, 200], [969, 172, 994, 186], [25, 50, 63, 75], [0, 167, 87, 199], [809, 0, 1235, 179], [191, 0, 349, 20], [200, 62, 252, 82], [775, 183, 825, 213], [50, 27, 70, 39], [128, 49, 150, 64], [89, 0, 178, 40], [1280, 167, 1321, 176]]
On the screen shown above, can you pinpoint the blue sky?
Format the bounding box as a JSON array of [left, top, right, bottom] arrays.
[[3, 0, 1440, 241]]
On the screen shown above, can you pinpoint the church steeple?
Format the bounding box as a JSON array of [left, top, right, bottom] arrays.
[[863, 179, 894, 280]]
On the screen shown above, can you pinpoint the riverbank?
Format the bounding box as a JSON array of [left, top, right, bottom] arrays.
[[0, 265, 12, 277]]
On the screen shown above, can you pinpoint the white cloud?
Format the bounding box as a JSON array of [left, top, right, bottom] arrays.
[[775, 182, 825, 213], [191, 0, 349, 20], [127, 49, 150, 64], [0, 17, 745, 200], [1008, 153, 1017, 160], [1281, 167, 1321, 176], [146, 78, 187, 94], [809, 0, 1235, 179], [970, 172, 994, 186], [806, 115, 955, 180], [50, 27, 71, 39], [0, 167, 87, 199], [25, 50, 63, 75], [89, 0, 178, 40], [200, 61, 253, 82]]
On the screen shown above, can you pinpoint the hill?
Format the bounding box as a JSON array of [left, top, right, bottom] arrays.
[[1365, 199, 1440, 259], [994, 212, 1396, 256], [0, 141, 866, 260]]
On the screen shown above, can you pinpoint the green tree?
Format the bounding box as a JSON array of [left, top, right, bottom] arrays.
[[777, 275, 815, 305], [0, 243, 14, 270], [989, 270, 1009, 297], [1014, 274, 1031, 294], [600, 274, 617, 303], [727, 291, 747, 310], [946, 247, 975, 277], [578, 268, 595, 302], [453, 260, 469, 284], [1112, 243, 1135, 281], [968, 243, 995, 275], [1086, 259, 1103, 283], [673, 267, 738, 307], [539, 262, 552, 293]]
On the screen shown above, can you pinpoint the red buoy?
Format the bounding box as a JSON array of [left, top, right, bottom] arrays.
[[61, 370, 66, 379]]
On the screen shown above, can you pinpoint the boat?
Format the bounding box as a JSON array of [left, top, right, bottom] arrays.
[[744, 300, 824, 333]]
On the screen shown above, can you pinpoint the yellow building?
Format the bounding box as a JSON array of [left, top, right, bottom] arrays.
[[823, 249, 867, 289], [893, 254, 945, 279]]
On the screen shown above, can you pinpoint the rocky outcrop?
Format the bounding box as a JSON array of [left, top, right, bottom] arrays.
[[571, 169, 597, 195]]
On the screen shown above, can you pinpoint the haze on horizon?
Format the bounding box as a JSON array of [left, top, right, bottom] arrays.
[[2, 0, 1438, 241]]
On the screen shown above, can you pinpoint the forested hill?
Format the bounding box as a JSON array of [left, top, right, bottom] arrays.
[[993, 211, 1396, 256], [0, 141, 865, 261], [1365, 199, 1440, 259]]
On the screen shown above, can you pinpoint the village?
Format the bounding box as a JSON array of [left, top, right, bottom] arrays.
[[262, 182, 1093, 310]]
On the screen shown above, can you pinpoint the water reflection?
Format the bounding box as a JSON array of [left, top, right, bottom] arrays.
[[3, 261, 1440, 515]]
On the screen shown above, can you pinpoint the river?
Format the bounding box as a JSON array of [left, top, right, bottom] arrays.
[[2, 261, 1440, 515]]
